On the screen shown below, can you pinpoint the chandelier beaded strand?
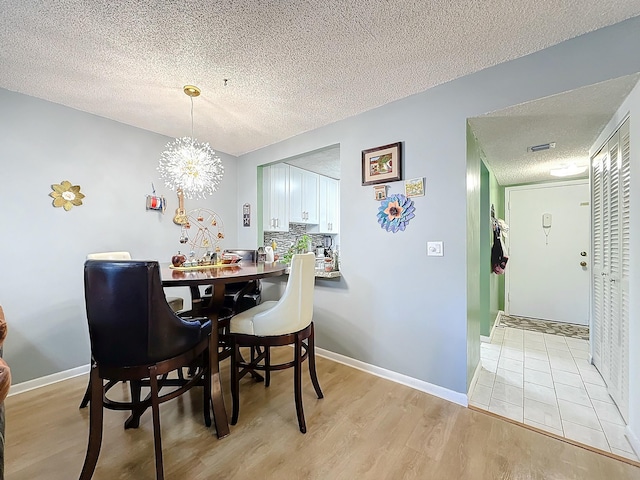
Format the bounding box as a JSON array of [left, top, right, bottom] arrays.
[[158, 85, 224, 199]]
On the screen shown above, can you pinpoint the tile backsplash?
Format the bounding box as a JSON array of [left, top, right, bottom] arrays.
[[263, 223, 336, 259]]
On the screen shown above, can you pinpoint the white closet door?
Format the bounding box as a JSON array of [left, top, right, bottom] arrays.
[[607, 130, 622, 406], [616, 118, 630, 421], [591, 146, 605, 368], [590, 117, 630, 423]]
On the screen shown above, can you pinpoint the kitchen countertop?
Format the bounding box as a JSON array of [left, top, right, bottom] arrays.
[[283, 266, 341, 279]]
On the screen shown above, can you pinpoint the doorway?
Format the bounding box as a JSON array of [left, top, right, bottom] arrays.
[[505, 180, 590, 325]]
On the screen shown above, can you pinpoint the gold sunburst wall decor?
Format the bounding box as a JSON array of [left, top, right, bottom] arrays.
[[50, 180, 85, 211]]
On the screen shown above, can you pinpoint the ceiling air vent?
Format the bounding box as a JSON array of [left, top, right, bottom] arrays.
[[528, 142, 556, 153]]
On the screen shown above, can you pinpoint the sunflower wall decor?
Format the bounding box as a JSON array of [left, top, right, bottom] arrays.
[[377, 193, 415, 233], [50, 181, 85, 211]]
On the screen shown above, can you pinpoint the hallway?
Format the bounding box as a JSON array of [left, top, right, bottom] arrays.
[[470, 322, 639, 462]]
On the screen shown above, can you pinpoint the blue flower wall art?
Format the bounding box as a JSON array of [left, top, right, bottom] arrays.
[[377, 193, 415, 232]]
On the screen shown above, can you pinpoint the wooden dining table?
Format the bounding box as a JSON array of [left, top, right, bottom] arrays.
[[160, 261, 287, 438], [160, 262, 287, 316]]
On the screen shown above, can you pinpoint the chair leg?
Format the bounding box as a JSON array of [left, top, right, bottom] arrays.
[[79, 366, 104, 480], [264, 346, 271, 387], [230, 341, 240, 426], [294, 334, 306, 434], [308, 323, 324, 399], [79, 378, 91, 409], [246, 347, 264, 382], [124, 380, 143, 429], [202, 348, 212, 428], [148, 367, 164, 480]]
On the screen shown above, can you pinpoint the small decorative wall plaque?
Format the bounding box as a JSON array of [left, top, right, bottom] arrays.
[[405, 177, 425, 197], [146, 183, 166, 212], [50, 181, 85, 211], [373, 185, 387, 201], [243, 203, 251, 227]]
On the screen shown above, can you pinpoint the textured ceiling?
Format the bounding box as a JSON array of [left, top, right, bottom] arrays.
[[1, 1, 639, 158], [284, 145, 341, 180], [469, 74, 640, 186]]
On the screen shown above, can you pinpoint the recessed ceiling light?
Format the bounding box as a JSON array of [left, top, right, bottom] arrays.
[[550, 164, 588, 177], [528, 142, 556, 152]]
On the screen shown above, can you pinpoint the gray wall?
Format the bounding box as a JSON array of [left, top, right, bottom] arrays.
[[0, 90, 238, 383], [236, 16, 640, 398], [1, 17, 639, 447]]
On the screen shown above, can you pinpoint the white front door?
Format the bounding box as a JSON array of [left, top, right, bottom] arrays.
[[505, 181, 590, 325]]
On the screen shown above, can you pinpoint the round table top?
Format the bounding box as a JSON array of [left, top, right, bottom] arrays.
[[160, 262, 287, 286]]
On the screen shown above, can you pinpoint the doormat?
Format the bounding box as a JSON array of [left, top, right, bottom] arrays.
[[499, 315, 589, 340]]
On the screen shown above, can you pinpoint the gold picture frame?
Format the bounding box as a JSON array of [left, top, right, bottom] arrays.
[[362, 142, 402, 186]]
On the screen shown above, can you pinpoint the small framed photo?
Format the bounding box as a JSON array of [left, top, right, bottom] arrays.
[[362, 142, 402, 186], [373, 185, 387, 201], [405, 177, 425, 197]]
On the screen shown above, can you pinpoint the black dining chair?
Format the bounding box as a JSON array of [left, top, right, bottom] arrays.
[[202, 249, 262, 315], [79, 251, 185, 410], [80, 260, 216, 480], [200, 249, 262, 362]]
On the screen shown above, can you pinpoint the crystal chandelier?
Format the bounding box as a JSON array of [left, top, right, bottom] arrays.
[[158, 85, 224, 199]]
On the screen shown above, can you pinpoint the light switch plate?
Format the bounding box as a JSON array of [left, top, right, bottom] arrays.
[[427, 241, 443, 256]]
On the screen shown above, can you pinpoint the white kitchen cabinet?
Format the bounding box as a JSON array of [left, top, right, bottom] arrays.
[[289, 165, 319, 224], [318, 175, 339, 234], [262, 163, 289, 232]]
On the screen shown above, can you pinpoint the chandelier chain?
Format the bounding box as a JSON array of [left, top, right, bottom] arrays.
[[190, 96, 194, 139]]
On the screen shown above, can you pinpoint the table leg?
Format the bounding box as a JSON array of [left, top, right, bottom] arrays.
[[210, 323, 230, 438]]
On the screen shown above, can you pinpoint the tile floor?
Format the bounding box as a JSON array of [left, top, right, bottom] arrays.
[[470, 324, 639, 462]]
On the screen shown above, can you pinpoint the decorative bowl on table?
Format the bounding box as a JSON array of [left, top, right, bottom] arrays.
[[220, 253, 242, 264]]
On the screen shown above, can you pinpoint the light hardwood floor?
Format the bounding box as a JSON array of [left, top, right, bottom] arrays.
[[5, 348, 640, 480]]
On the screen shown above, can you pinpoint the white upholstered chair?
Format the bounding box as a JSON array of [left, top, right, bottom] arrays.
[[85, 251, 131, 261], [228, 252, 323, 433]]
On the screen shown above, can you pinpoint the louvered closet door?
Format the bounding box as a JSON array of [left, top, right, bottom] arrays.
[[595, 140, 613, 385], [607, 130, 621, 404], [591, 146, 606, 369], [616, 118, 630, 421], [590, 117, 630, 423]]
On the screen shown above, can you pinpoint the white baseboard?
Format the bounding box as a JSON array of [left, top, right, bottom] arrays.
[[626, 425, 640, 458], [467, 359, 482, 399], [11, 351, 470, 409], [316, 347, 468, 407], [9, 364, 90, 397], [481, 310, 503, 343]]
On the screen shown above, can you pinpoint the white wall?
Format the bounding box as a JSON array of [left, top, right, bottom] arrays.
[[237, 17, 640, 396], [0, 90, 238, 383], [589, 79, 640, 453]]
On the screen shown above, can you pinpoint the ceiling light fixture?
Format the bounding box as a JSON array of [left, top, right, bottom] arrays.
[[158, 85, 224, 199], [550, 163, 588, 177], [528, 142, 556, 153]]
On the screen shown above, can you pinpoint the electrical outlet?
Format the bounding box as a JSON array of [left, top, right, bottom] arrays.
[[427, 241, 443, 256]]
